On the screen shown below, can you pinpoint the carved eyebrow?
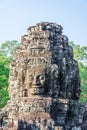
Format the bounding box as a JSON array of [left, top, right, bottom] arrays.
[[29, 75, 34, 79]]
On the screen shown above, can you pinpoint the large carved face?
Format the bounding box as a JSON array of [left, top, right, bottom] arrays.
[[26, 67, 48, 95]]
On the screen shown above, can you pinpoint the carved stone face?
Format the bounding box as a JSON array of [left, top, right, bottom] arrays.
[[26, 67, 48, 95]]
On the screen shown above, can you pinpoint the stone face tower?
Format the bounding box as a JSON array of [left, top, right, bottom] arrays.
[[1, 22, 82, 130]]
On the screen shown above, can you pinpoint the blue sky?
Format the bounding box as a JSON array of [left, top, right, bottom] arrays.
[[0, 0, 87, 46]]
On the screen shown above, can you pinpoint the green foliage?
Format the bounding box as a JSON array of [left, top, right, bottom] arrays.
[[0, 89, 10, 109], [0, 40, 21, 109], [79, 62, 87, 102], [0, 40, 21, 59], [69, 41, 87, 102], [69, 41, 87, 60], [0, 56, 10, 89], [0, 56, 10, 109]]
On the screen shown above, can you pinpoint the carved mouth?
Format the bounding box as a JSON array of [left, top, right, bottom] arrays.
[[32, 85, 43, 88], [30, 87, 44, 94]]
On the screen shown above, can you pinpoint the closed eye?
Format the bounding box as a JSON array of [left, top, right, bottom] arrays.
[[29, 75, 34, 81]]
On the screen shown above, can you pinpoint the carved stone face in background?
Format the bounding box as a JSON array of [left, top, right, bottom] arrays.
[[26, 67, 48, 95]]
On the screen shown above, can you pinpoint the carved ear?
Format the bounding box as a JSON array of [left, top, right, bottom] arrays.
[[50, 64, 58, 76]]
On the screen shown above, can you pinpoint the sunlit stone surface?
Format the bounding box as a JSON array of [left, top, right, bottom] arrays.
[[0, 22, 87, 130]]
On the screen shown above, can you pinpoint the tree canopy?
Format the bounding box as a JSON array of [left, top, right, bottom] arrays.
[[69, 41, 87, 102], [0, 40, 21, 109]]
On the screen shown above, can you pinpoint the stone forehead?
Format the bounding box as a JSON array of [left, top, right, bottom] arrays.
[[28, 66, 47, 73]]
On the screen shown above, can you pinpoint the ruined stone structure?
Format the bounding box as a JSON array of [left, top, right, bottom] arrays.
[[0, 22, 87, 130]]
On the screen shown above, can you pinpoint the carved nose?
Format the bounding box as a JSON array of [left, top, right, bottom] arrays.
[[32, 76, 40, 85]]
